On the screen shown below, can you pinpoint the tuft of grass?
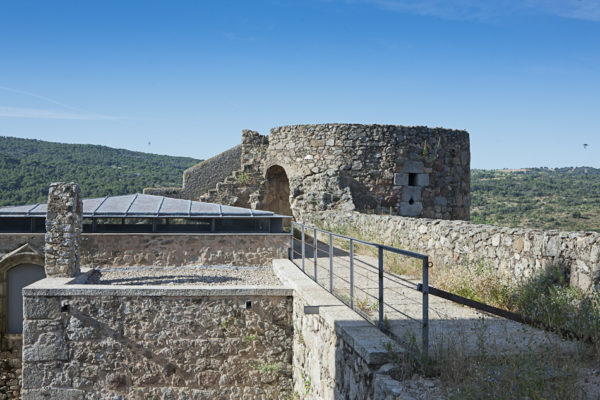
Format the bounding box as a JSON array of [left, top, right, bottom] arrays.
[[431, 258, 515, 309], [236, 171, 251, 185], [355, 296, 378, 315], [386, 322, 589, 400], [514, 268, 600, 354], [257, 363, 280, 374], [243, 334, 257, 342]]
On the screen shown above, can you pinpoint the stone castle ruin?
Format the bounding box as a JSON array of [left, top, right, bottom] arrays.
[[145, 124, 471, 221], [0, 123, 599, 399]]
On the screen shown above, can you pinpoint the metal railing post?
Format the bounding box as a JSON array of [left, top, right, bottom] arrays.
[[289, 222, 294, 260], [349, 239, 354, 310], [313, 228, 318, 281], [301, 224, 305, 272], [378, 246, 384, 328], [329, 233, 333, 293], [422, 256, 429, 358]]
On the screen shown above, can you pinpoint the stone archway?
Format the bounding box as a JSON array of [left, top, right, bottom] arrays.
[[261, 165, 293, 217], [0, 245, 45, 335], [6, 264, 45, 334]]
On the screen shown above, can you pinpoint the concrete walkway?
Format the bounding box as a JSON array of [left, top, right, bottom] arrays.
[[291, 236, 577, 357]]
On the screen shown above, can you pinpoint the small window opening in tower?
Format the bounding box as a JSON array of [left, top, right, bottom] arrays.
[[408, 173, 417, 186], [409, 197, 415, 205]]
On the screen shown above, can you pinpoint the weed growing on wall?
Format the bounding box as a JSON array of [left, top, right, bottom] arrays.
[[236, 171, 251, 185], [257, 363, 280, 374], [243, 334, 257, 342]]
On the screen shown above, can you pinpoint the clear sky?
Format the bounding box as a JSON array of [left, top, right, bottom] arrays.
[[1, 0, 599, 169]]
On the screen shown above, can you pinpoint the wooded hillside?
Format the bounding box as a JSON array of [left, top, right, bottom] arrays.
[[0, 136, 200, 206], [471, 167, 600, 232], [1, 136, 598, 232]]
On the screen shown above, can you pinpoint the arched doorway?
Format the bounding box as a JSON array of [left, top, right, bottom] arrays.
[[262, 165, 293, 217], [0, 245, 45, 336], [6, 264, 45, 333]]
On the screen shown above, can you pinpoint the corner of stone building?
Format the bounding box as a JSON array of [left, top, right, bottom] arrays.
[[44, 182, 82, 278]]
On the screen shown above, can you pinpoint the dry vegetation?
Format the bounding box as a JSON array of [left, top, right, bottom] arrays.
[[309, 222, 600, 399]]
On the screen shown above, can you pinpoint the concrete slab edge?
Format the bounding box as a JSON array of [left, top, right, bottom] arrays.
[[23, 276, 293, 297]]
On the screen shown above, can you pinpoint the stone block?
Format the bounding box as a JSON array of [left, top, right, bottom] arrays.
[[399, 201, 423, 217], [402, 160, 424, 173], [21, 364, 43, 390], [24, 297, 61, 320], [22, 341, 68, 362], [416, 173, 429, 186], [402, 187, 421, 202], [433, 196, 447, 207], [544, 235, 561, 257], [393, 173, 408, 186]]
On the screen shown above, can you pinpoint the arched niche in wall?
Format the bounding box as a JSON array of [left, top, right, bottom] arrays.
[[262, 165, 293, 218], [0, 244, 45, 335], [6, 264, 45, 333]]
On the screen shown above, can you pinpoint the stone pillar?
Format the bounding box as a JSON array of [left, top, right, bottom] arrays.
[[44, 182, 82, 278]]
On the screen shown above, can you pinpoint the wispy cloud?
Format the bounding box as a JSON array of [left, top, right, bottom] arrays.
[[0, 106, 118, 120], [364, 0, 600, 22]]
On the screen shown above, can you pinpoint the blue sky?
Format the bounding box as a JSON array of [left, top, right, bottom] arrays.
[[1, 0, 599, 169]]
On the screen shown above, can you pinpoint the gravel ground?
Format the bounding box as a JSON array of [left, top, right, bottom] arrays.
[[86, 265, 283, 286]]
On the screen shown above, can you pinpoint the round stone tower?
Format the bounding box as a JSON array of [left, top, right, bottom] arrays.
[[260, 124, 470, 221]]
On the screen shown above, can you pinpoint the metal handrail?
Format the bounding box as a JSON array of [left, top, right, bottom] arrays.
[[289, 221, 430, 357]]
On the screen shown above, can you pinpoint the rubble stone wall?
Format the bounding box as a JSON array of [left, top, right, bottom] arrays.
[[22, 289, 293, 399], [44, 182, 82, 278], [291, 295, 380, 399], [144, 145, 242, 200], [0, 336, 21, 399], [150, 124, 471, 221], [79, 233, 289, 267], [1, 233, 288, 268], [307, 211, 600, 292], [181, 144, 242, 198], [265, 124, 470, 221], [0, 235, 44, 259], [273, 260, 396, 400], [198, 130, 269, 208]]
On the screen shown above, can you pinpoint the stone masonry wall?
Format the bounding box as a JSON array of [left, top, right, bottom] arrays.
[[265, 124, 470, 221], [1, 233, 288, 268], [291, 295, 380, 399], [308, 211, 600, 292], [182, 144, 242, 198], [22, 290, 293, 399], [144, 144, 242, 200], [199, 130, 269, 207], [44, 182, 82, 278], [150, 124, 471, 221], [273, 260, 397, 400], [80, 233, 288, 267], [0, 244, 44, 400], [0, 235, 44, 259], [0, 336, 21, 400]]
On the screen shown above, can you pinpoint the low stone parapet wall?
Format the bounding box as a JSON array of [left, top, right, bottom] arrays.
[[306, 211, 600, 292], [22, 279, 294, 399], [1, 232, 289, 268], [80, 232, 289, 267], [273, 259, 400, 399]]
